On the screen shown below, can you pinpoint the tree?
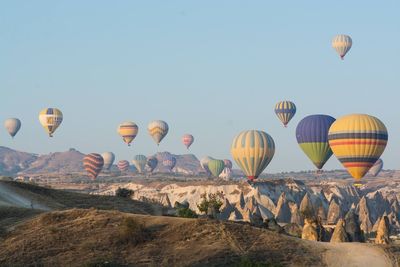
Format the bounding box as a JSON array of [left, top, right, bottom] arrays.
[[197, 192, 224, 215]]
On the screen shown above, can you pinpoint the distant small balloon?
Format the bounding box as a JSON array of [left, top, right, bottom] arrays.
[[208, 159, 225, 177], [83, 153, 104, 179], [162, 154, 176, 171], [182, 134, 194, 149], [117, 160, 130, 172], [4, 118, 21, 138], [369, 159, 384, 177], [101, 152, 115, 170], [332, 34, 352, 60], [223, 159, 233, 170], [132, 155, 147, 173], [275, 101, 296, 127], [148, 120, 169, 145], [200, 156, 215, 176], [38, 108, 63, 137], [146, 156, 158, 173], [117, 121, 138, 146]]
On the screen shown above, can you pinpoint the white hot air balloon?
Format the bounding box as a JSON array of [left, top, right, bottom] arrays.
[[332, 34, 352, 60], [369, 159, 384, 177], [101, 152, 115, 170], [4, 118, 21, 138]]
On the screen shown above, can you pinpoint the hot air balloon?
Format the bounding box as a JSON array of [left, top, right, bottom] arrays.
[[101, 152, 115, 170], [332, 34, 352, 60], [200, 156, 215, 176], [328, 114, 388, 181], [117, 160, 130, 172], [117, 121, 138, 146], [4, 118, 21, 138], [132, 155, 147, 173], [148, 120, 169, 145], [223, 159, 233, 170], [296, 115, 336, 170], [369, 159, 383, 177], [146, 156, 158, 173], [275, 101, 296, 127], [208, 159, 225, 177], [162, 154, 176, 171], [231, 130, 275, 181], [38, 108, 63, 137], [182, 134, 194, 149], [83, 153, 104, 179]]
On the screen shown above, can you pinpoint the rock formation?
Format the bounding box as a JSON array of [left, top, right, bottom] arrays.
[[331, 219, 349, 243], [327, 198, 342, 225], [344, 210, 364, 242], [358, 196, 373, 233], [375, 216, 390, 244], [275, 192, 292, 223]]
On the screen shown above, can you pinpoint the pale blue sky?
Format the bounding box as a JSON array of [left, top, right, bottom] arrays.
[[0, 1, 399, 172]]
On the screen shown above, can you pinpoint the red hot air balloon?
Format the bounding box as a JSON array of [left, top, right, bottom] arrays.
[[182, 134, 194, 149], [117, 160, 130, 172], [83, 153, 104, 179]]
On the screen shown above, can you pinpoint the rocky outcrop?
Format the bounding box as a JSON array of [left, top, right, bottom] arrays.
[[358, 196, 373, 233], [331, 219, 349, 243], [300, 193, 315, 220], [290, 204, 302, 225], [327, 198, 342, 225], [302, 218, 318, 241], [219, 198, 235, 220], [283, 223, 303, 238], [275, 192, 292, 223], [375, 216, 390, 244], [344, 210, 364, 242]]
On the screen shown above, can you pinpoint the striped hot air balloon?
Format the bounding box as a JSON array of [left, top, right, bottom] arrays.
[[101, 152, 115, 170], [162, 154, 176, 171], [83, 153, 104, 179], [117, 160, 130, 172], [369, 159, 383, 177], [231, 130, 275, 181], [275, 101, 296, 127], [148, 120, 169, 145], [38, 108, 63, 137], [182, 134, 194, 149], [208, 159, 225, 177], [328, 114, 388, 181], [332, 34, 352, 60], [296, 115, 336, 170], [132, 155, 147, 173], [200, 156, 215, 176], [117, 121, 138, 146], [146, 156, 158, 173], [4, 118, 21, 138]]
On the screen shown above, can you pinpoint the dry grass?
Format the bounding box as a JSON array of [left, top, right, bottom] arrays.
[[0, 209, 324, 267]]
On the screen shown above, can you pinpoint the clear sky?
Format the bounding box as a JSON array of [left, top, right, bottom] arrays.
[[0, 1, 399, 172]]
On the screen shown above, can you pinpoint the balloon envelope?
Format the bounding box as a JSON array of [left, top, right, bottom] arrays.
[[275, 101, 296, 127], [231, 130, 275, 181], [200, 156, 215, 175], [38, 108, 63, 137], [208, 159, 225, 177], [328, 114, 388, 181], [369, 159, 383, 177], [146, 156, 158, 172], [182, 134, 194, 149], [117, 121, 138, 146], [132, 155, 147, 173], [296, 115, 336, 170], [4, 118, 21, 138], [117, 160, 130, 172], [162, 154, 176, 171], [223, 159, 233, 170], [332, 34, 352, 59], [101, 152, 115, 170], [148, 120, 169, 145], [83, 153, 104, 179]]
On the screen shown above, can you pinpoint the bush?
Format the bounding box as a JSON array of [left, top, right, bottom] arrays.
[[197, 192, 224, 215], [177, 207, 198, 218], [116, 217, 150, 245], [115, 187, 133, 198]]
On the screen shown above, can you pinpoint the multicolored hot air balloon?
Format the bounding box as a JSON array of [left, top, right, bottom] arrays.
[[296, 115, 336, 170], [275, 101, 296, 127], [4, 118, 21, 138], [231, 130, 275, 181], [332, 34, 352, 60], [182, 134, 194, 149], [223, 159, 233, 170], [146, 156, 158, 173], [117, 121, 138, 146], [101, 152, 115, 170], [38, 108, 63, 137], [117, 160, 130, 172], [83, 153, 104, 179], [328, 114, 388, 181], [208, 159, 225, 177], [148, 120, 169, 145], [369, 159, 383, 177], [200, 156, 215, 176], [162, 154, 176, 171], [132, 155, 147, 173]]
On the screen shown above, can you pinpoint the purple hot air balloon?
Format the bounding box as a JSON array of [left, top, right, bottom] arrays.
[[162, 153, 177, 171]]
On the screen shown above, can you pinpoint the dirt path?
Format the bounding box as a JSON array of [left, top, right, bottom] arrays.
[[0, 183, 51, 211], [322, 242, 395, 267]]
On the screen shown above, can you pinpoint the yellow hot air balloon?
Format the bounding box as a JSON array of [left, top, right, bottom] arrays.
[[148, 120, 169, 145], [38, 108, 63, 137], [231, 130, 275, 181], [117, 121, 139, 146], [328, 114, 388, 181]]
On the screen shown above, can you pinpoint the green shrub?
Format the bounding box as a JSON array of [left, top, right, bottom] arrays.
[[177, 207, 198, 218], [197, 192, 224, 214], [115, 188, 133, 198]]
